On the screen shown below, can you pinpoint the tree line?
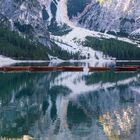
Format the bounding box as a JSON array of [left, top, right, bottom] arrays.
[[84, 36, 140, 60]]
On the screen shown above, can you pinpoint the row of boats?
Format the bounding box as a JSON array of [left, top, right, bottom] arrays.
[[0, 66, 140, 72]]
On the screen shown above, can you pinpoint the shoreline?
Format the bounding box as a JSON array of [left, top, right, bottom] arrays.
[[116, 60, 140, 62], [1, 55, 140, 68]]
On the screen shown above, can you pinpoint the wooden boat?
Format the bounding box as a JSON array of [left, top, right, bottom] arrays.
[[62, 66, 83, 72], [0, 67, 4, 71], [3, 67, 29, 72], [89, 67, 111, 72], [0, 66, 83, 72], [136, 66, 140, 70], [29, 66, 63, 72], [115, 66, 138, 72]]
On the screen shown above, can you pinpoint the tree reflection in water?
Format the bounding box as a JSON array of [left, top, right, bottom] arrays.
[[0, 69, 140, 140]]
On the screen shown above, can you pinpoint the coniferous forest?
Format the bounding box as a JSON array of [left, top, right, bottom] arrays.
[[84, 36, 140, 60], [0, 28, 49, 60]]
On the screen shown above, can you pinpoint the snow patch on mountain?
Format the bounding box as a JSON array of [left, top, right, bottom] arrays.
[[51, 29, 106, 60], [56, 0, 73, 26], [49, 0, 139, 60]]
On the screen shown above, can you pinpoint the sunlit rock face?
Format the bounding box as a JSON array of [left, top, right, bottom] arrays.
[[0, 0, 50, 47], [75, 0, 140, 35]]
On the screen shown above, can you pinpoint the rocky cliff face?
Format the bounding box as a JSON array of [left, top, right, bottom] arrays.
[[0, 0, 50, 47], [0, 13, 11, 29], [68, 0, 140, 36], [1, 0, 140, 46]]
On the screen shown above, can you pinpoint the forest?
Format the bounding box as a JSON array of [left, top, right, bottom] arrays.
[[0, 27, 83, 60], [0, 28, 49, 60], [84, 36, 140, 60]]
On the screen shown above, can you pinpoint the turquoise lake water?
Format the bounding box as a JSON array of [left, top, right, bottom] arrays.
[[0, 62, 140, 140]]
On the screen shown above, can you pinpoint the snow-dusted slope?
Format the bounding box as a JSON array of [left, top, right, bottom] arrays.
[[130, 28, 140, 40], [46, 0, 139, 60], [131, 29, 140, 35], [50, 0, 103, 59]]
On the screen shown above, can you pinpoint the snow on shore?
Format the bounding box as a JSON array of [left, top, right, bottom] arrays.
[[0, 55, 17, 67], [0, 55, 51, 67], [0, 54, 115, 67]]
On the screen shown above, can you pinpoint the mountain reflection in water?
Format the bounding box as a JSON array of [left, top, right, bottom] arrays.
[[0, 65, 140, 140]]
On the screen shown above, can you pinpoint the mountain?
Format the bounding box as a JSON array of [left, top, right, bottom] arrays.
[[44, 0, 140, 60], [0, 0, 50, 46], [70, 0, 140, 37], [0, 0, 51, 60], [0, 0, 140, 60]]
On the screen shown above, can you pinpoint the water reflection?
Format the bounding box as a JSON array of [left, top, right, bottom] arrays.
[[0, 66, 140, 140]]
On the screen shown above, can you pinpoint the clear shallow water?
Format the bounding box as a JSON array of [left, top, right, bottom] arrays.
[[0, 62, 140, 140]]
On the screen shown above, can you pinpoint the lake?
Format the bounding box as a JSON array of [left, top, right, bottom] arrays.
[[0, 62, 140, 140]]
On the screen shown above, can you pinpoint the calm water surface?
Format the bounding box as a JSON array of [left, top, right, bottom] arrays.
[[0, 62, 140, 140]]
